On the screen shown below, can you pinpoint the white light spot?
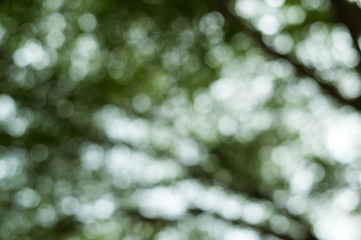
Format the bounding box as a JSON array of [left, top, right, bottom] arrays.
[[78, 13, 97, 32], [13, 40, 49, 69], [7, 117, 28, 137], [81, 144, 104, 170], [265, 0, 285, 8], [0, 24, 6, 43], [47, 13, 66, 31], [0, 94, 16, 121], [194, 92, 213, 113], [136, 187, 187, 219], [174, 139, 201, 166], [46, 30, 65, 48], [314, 210, 361, 240], [243, 203, 265, 224], [44, 0, 64, 10], [225, 228, 259, 240], [235, 0, 260, 19], [286, 6, 306, 25], [325, 115, 361, 163], [334, 189, 359, 211], [16, 188, 40, 208], [132, 94, 152, 113], [0, 157, 20, 178], [290, 169, 314, 193], [218, 116, 237, 136], [210, 78, 235, 101], [0, 160, 8, 179], [36, 204, 57, 227], [76, 34, 98, 58], [104, 118, 147, 144], [77, 204, 94, 223], [93, 198, 115, 219], [270, 215, 289, 234], [69, 62, 88, 81], [219, 197, 243, 219], [287, 195, 308, 215], [257, 15, 280, 35], [273, 34, 294, 54], [199, 12, 224, 35], [61, 196, 80, 215]]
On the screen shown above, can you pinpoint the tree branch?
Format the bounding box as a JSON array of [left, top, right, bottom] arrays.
[[123, 207, 316, 240], [187, 165, 318, 240], [331, 0, 361, 70], [213, 0, 361, 112]]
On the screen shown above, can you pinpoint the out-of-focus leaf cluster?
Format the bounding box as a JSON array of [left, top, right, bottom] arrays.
[[2, 0, 361, 239]]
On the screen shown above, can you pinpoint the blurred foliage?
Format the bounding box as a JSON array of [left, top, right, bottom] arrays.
[[2, 0, 361, 239]]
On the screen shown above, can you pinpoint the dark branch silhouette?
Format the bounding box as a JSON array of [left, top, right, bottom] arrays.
[[331, 0, 361, 70], [213, 0, 361, 112], [123, 207, 316, 240]]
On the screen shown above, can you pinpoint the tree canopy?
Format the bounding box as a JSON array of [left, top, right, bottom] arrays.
[[1, 0, 361, 239]]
